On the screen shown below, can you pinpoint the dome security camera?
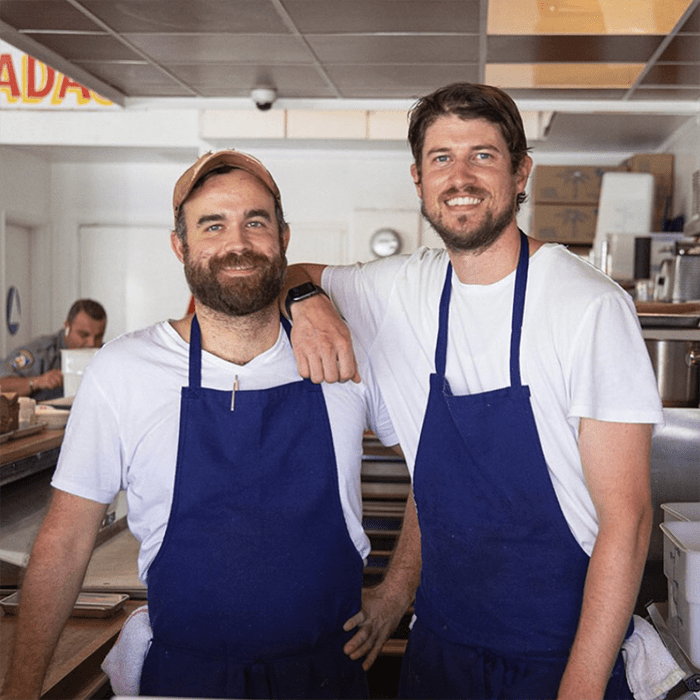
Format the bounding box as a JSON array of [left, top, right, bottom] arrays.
[[251, 87, 277, 111]]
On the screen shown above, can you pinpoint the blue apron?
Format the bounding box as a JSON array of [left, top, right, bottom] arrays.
[[401, 232, 631, 699], [140, 315, 368, 699]]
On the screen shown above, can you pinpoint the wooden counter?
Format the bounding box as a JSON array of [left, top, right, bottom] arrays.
[[0, 428, 64, 486], [0, 598, 141, 699]]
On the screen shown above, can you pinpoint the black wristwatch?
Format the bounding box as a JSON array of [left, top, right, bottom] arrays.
[[285, 282, 326, 320]]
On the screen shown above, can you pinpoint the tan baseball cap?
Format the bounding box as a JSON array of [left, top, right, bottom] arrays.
[[172, 150, 282, 223]]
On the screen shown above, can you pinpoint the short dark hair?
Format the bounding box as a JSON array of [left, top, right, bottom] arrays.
[[408, 83, 531, 207], [174, 165, 288, 243], [66, 299, 106, 325]]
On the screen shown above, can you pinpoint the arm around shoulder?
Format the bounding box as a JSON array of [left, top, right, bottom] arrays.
[[282, 263, 360, 384], [1, 489, 108, 700]]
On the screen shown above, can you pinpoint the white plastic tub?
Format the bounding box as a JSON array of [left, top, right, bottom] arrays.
[[660, 520, 700, 666]]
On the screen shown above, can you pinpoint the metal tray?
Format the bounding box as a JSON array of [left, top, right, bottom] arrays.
[[636, 301, 700, 328], [0, 591, 129, 618], [0, 422, 48, 443]]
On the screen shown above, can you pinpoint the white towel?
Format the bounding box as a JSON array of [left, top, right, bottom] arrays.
[[621, 614, 686, 700], [101, 604, 152, 696]]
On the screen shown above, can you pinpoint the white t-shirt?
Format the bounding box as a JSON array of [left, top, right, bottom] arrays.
[[322, 243, 664, 555], [52, 321, 397, 582]]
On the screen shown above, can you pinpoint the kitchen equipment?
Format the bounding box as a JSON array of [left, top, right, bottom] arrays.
[[645, 339, 700, 407], [592, 172, 654, 273], [655, 241, 700, 303]]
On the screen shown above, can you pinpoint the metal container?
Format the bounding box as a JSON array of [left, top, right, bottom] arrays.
[[648, 408, 700, 561], [655, 241, 700, 303], [645, 339, 700, 407]]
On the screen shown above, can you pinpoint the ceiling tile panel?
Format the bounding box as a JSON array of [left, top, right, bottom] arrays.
[[23, 32, 139, 61], [486, 63, 644, 89], [308, 35, 481, 64], [488, 0, 695, 35], [630, 87, 700, 99], [676, 2, 700, 31], [283, 0, 481, 33], [165, 64, 335, 95], [506, 88, 629, 100], [325, 64, 481, 91], [487, 35, 664, 63], [80, 0, 290, 34], [74, 61, 197, 96], [659, 34, 700, 61], [124, 34, 313, 64], [0, 1, 99, 31], [640, 63, 700, 84]]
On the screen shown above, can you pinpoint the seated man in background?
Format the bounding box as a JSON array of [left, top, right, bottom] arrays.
[[1, 150, 399, 700], [0, 298, 106, 401]]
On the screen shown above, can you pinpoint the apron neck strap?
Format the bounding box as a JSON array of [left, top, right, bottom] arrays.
[[435, 263, 453, 376], [434, 230, 530, 388], [509, 230, 529, 388], [189, 314, 203, 389]]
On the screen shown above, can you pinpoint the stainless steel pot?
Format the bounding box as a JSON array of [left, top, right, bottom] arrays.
[[645, 339, 700, 407]]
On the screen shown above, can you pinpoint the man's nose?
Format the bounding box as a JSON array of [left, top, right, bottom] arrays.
[[450, 159, 478, 186], [221, 225, 251, 251]]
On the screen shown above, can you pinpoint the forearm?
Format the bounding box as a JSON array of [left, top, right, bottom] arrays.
[[280, 262, 359, 383], [2, 493, 107, 699], [379, 491, 421, 607], [0, 374, 33, 396], [558, 511, 651, 699]]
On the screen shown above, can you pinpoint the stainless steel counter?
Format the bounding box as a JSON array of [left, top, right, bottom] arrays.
[[649, 407, 700, 560]]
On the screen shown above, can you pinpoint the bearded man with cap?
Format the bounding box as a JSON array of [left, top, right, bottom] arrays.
[[1, 151, 398, 700]]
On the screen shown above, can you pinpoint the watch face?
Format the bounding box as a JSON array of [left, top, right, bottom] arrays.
[[370, 228, 402, 258]]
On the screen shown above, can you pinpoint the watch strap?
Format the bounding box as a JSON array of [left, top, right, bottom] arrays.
[[285, 282, 326, 320]]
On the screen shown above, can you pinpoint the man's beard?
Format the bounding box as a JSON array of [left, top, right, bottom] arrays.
[[421, 187, 516, 253], [183, 244, 287, 317]]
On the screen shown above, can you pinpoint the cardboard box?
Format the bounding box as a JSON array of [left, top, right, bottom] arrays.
[[660, 520, 700, 666], [531, 204, 598, 244], [534, 165, 621, 204], [621, 153, 674, 231]]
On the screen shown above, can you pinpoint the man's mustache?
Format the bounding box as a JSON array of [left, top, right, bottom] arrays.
[[208, 250, 272, 274]]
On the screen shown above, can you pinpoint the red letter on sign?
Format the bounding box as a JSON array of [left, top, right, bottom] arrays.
[[0, 54, 21, 98], [26, 56, 55, 98], [57, 75, 91, 102]]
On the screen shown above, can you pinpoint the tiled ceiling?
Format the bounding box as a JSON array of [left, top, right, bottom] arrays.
[[0, 0, 699, 153]]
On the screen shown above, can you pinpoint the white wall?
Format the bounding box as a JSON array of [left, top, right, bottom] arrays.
[[0, 146, 51, 356], [48, 146, 429, 340], [31, 122, 700, 341]]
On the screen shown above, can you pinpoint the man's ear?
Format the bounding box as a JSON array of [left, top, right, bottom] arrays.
[[171, 230, 185, 264], [281, 225, 291, 253], [516, 154, 534, 193], [410, 162, 423, 198]]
